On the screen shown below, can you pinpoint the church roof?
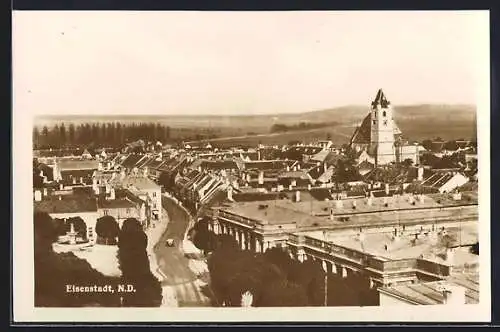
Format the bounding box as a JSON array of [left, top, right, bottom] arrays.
[[350, 113, 372, 144], [350, 89, 402, 145], [372, 88, 391, 108]]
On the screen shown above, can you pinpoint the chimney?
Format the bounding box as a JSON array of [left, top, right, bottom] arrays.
[[80, 176, 83, 184], [417, 167, 424, 181], [257, 149, 261, 160], [335, 199, 343, 209], [59, 183, 63, 190], [34, 190, 42, 202], [308, 184, 312, 191], [286, 165, 290, 172], [385, 183, 390, 195], [110, 188, 115, 200], [58, 195, 62, 201], [258, 171, 264, 185], [295, 190, 300, 202], [352, 200, 357, 209], [446, 248, 455, 266], [419, 194, 425, 204], [297, 164, 301, 170], [72, 177, 76, 185], [227, 186, 234, 201], [289, 184, 293, 191], [43, 188, 48, 196], [98, 162, 103, 171]]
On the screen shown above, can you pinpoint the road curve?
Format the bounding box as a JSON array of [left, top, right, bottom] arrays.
[[154, 195, 212, 307]]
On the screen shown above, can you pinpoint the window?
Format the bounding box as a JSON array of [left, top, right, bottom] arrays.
[[126, 208, 130, 214], [373, 120, 376, 125], [153, 192, 156, 197], [103, 209, 108, 216], [383, 111, 387, 117], [383, 120, 388, 126]]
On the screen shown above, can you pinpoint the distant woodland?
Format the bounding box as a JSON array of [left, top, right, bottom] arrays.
[[33, 123, 173, 149]]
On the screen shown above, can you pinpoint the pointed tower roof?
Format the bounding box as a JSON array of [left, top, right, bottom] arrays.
[[371, 89, 390, 108]]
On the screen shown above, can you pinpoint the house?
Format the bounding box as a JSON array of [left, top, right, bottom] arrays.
[[421, 171, 469, 194], [117, 175, 162, 221], [285, 145, 324, 162], [278, 170, 313, 189], [52, 159, 99, 185], [34, 194, 99, 244], [96, 189, 146, 228]]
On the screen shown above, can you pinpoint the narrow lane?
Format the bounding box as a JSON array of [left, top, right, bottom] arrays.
[[154, 195, 212, 307]]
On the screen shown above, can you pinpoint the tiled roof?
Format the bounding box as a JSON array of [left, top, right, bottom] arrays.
[[34, 197, 98, 214], [279, 171, 311, 180], [119, 175, 160, 191], [379, 275, 479, 305], [58, 159, 99, 171], [310, 149, 330, 163], [287, 146, 323, 156], [120, 154, 145, 168], [60, 169, 95, 179], [244, 160, 295, 170], [97, 198, 137, 209], [350, 114, 372, 145], [135, 156, 153, 169]]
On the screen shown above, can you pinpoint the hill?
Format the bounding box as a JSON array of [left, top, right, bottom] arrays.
[[34, 104, 476, 146]]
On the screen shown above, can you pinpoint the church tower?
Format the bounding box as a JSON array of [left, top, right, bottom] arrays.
[[369, 89, 396, 165]]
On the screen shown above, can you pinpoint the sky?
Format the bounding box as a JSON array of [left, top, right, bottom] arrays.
[[12, 11, 489, 116]]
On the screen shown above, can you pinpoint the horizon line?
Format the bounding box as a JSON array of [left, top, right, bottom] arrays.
[[33, 102, 477, 120]]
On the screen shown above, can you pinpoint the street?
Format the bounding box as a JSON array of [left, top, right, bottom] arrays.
[[153, 195, 212, 307]]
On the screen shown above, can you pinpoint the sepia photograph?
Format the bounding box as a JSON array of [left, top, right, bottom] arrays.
[[12, 10, 490, 322]]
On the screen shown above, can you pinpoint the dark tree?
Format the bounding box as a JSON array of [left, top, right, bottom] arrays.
[[257, 279, 309, 307], [422, 139, 433, 151], [41, 126, 49, 148], [117, 218, 162, 307], [95, 216, 120, 245], [68, 123, 76, 146], [33, 127, 40, 149], [59, 123, 67, 147]]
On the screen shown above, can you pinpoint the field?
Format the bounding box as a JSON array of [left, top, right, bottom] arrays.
[[34, 104, 476, 147]]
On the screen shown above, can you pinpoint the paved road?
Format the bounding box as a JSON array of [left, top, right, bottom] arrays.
[[154, 196, 212, 307]]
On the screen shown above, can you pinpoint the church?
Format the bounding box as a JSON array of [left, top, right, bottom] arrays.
[[350, 89, 421, 166]]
